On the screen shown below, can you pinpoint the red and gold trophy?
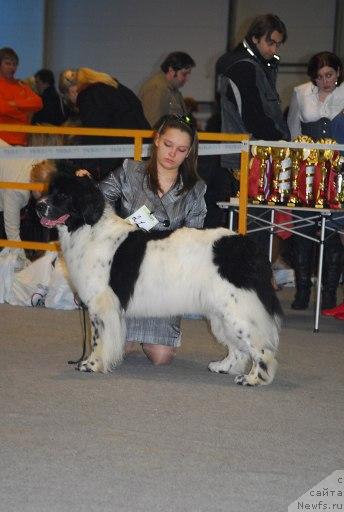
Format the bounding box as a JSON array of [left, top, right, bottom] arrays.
[[337, 159, 344, 205], [313, 138, 338, 208], [297, 141, 318, 206], [268, 146, 290, 205], [248, 145, 271, 203], [325, 143, 341, 209], [287, 135, 313, 206]]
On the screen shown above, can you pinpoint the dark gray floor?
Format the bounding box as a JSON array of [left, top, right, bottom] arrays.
[[1, 287, 343, 512]]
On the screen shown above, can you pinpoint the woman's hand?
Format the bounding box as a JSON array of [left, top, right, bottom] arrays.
[[75, 169, 91, 178]]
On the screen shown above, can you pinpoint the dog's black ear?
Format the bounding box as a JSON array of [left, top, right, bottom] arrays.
[[55, 159, 79, 176], [74, 176, 105, 225]]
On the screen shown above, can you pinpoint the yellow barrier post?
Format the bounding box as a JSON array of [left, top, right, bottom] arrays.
[[0, 124, 251, 250], [238, 137, 250, 234]]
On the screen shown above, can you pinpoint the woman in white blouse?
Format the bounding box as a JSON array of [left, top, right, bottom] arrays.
[[288, 51, 344, 140], [286, 52, 344, 312]]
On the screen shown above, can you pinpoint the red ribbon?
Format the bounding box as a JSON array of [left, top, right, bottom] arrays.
[[297, 161, 307, 205], [248, 157, 261, 198], [275, 211, 293, 239]]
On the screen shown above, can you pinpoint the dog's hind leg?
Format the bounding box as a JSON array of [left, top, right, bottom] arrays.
[[208, 350, 251, 376], [234, 348, 278, 386], [208, 316, 252, 376], [77, 288, 126, 373]]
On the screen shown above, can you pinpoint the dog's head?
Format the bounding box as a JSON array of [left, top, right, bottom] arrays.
[[36, 172, 105, 232]]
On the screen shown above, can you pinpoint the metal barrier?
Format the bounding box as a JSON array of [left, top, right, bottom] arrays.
[[0, 123, 251, 252]]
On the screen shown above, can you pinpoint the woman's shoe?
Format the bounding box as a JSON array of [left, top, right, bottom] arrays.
[[322, 302, 344, 317]]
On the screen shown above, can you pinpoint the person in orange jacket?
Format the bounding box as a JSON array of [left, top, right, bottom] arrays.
[[0, 47, 42, 145]]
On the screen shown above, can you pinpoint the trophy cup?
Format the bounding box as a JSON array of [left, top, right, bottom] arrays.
[[303, 146, 318, 206], [337, 158, 344, 205], [288, 135, 313, 207], [314, 138, 335, 208], [268, 146, 290, 205], [250, 145, 271, 204], [325, 145, 341, 209]]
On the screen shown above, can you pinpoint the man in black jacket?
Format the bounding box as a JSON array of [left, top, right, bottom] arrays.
[[216, 14, 290, 253], [32, 69, 65, 126], [218, 13, 290, 169]]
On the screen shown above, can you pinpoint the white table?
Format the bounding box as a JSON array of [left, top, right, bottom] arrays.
[[218, 199, 344, 332]]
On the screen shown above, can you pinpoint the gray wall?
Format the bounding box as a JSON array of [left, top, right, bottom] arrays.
[[0, 0, 342, 110], [44, 0, 229, 101]]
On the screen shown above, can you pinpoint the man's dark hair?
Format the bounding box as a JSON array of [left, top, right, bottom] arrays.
[[307, 51, 344, 85], [35, 68, 55, 86], [161, 52, 195, 73], [246, 14, 287, 45], [0, 47, 19, 64]]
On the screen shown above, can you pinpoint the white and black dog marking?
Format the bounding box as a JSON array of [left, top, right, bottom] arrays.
[[36, 172, 283, 386]]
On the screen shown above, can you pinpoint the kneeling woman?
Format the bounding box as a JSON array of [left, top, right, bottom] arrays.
[[79, 114, 206, 364]]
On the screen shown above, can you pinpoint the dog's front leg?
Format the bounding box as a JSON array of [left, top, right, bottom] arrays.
[[77, 288, 126, 373]]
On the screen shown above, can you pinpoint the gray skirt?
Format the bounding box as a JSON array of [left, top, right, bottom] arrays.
[[126, 316, 182, 347]]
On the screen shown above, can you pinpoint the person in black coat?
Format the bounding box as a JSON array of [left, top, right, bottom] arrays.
[[32, 69, 65, 126], [59, 67, 150, 180]]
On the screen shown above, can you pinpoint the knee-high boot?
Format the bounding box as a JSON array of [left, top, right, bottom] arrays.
[[291, 240, 315, 310], [321, 234, 343, 310]]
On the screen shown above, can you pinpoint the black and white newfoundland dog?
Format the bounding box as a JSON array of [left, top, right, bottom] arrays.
[[36, 172, 283, 386]]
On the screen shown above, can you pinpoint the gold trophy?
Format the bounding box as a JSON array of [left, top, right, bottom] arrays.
[[304, 145, 319, 206], [288, 135, 313, 206], [315, 138, 335, 208], [337, 157, 344, 205], [268, 146, 290, 205], [250, 145, 271, 204]]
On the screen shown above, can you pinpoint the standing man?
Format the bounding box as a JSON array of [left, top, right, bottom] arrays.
[[32, 68, 65, 126], [218, 14, 290, 170], [0, 47, 42, 145], [139, 51, 195, 127]]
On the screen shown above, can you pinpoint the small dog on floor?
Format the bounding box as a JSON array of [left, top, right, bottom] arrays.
[[36, 172, 283, 386]]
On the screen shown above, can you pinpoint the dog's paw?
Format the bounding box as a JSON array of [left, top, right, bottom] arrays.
[[76, 356, 102, 373], [234, 374, 257, 386], [234, 374, 252, 386]]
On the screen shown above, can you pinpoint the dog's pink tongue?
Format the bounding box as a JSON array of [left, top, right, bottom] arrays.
[[40, 214, 70, 228]]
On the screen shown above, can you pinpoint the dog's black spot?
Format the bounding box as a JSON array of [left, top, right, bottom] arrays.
[[110, 230, 173, 310], [212, 234, 283, 318], [258, 372, 266, 382], [259, 361, 268, 372]]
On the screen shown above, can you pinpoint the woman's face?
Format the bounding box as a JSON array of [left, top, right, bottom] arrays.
[[155, 127, 191, 172], [67, 84, 78, 104], [315, 66, 339, 94]]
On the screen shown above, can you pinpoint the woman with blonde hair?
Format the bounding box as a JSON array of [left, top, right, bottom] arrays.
[[59, 67, 149, 179]]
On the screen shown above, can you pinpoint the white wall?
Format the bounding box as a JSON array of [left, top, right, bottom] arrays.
[[0, 0, 45, 79], [45, 0, 230, 101]]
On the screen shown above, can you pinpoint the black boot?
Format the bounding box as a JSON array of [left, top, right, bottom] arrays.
[[321, 234, 343, 310], [291, 238, 315, 310]]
